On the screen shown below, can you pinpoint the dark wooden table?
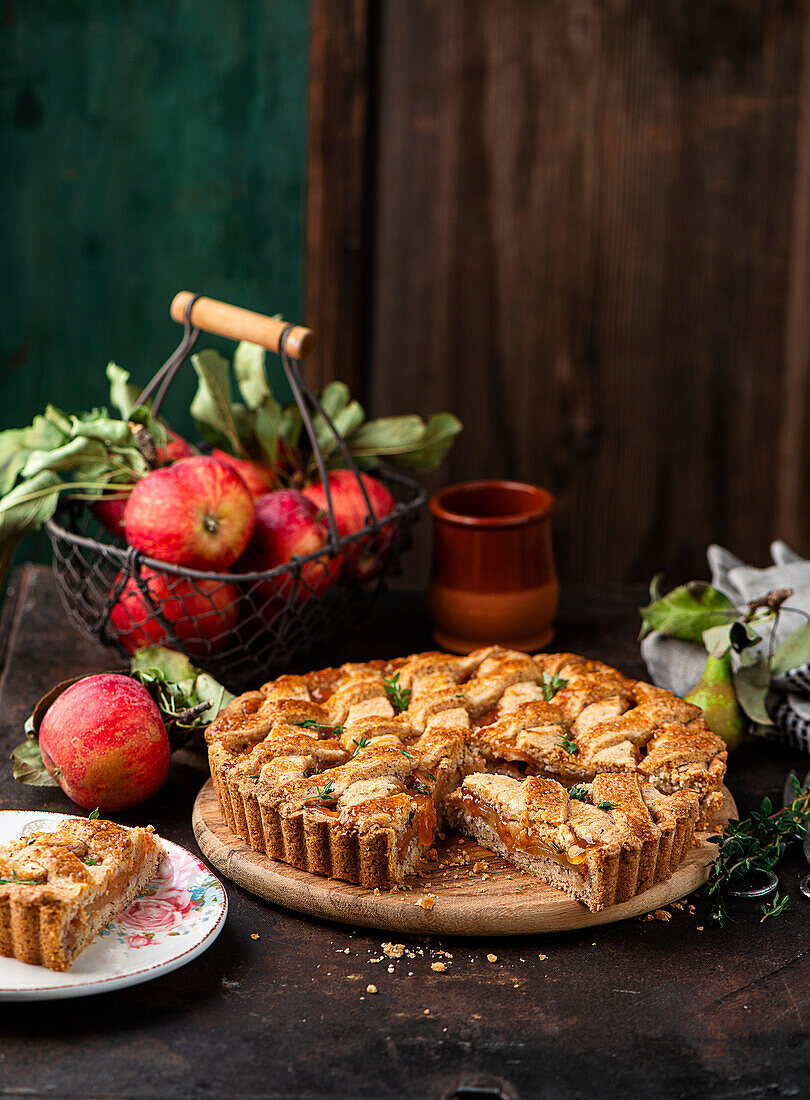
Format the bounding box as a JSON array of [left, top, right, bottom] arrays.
[[1, 565, 809, 1100]]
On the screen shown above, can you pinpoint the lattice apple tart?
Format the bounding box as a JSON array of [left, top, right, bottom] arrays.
[[0, 817, 163, 971], [205, 648, 727, 911]]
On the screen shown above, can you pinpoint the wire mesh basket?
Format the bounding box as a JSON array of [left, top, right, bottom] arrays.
[[45, 294, 425, 691]]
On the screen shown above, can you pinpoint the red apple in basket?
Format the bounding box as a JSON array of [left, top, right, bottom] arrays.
[[211, 449, 276, 497], [157, 430, 197, 464], [39, 674, 170, 811], [302, 470, 397, 579], [236, 490, 341, 605], [124, 456, 255, 570], [93, 495, 129, 538], [109, 567, 240, 656]]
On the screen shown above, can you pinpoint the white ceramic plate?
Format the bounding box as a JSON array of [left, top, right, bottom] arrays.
[[0, 810, 227, 1000]]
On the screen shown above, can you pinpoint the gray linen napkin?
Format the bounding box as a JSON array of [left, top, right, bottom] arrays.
[[641, 541, 810, 753]]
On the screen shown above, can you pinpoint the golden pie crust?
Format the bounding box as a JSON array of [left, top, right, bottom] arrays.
[[205, 647, 726, 910], [0, 817, 163, 971]]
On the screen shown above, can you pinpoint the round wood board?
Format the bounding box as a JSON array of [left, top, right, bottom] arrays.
[[192, 780, 737, 936]]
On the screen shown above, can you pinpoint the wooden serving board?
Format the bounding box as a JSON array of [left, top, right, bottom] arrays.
[[192, 780, 737, 936]]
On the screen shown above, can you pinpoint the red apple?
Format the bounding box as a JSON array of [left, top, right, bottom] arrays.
[[93, 495, 129, 538], [302, 471, 397, 578], [211, 449, 276, 497], [109, 567, 240, 655], [39, 674, 170, 811], [157, 430, 197, 464], [236, 490, 340, 603], [124, 456, 255, 570]]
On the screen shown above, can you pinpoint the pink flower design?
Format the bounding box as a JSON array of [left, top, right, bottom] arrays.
[[120, 897, 179, 935], [158, 886, 194, 916], [126, 933, 156, 948]]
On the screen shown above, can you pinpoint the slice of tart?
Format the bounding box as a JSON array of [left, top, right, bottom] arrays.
[[444, 772, 699, 911], [0, 817, 163, 971]]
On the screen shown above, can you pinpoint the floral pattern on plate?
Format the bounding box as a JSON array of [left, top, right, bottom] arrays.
[[100, 845, 220, 950]]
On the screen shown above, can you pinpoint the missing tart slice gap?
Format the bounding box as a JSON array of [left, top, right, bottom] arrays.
[[0, 817, 163, 971], [206, 648, 726, 909]]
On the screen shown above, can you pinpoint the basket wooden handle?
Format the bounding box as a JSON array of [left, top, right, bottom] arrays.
[[170, 292, 315, 360]]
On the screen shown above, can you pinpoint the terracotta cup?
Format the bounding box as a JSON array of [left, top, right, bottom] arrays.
[[429, 480, 558, 654]]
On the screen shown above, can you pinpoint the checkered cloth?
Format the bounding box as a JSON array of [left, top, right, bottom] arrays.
[[641, 542, 810, 754]]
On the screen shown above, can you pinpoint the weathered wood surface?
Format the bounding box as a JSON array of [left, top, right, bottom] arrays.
[[311, 0, 810, 587], [1, 566, 810, 1099], [194, 780, 737, 936], [306, 0, 372, 393]]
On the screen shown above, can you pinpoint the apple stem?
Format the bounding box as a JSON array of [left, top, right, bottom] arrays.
[[203, 515, 219, 535]]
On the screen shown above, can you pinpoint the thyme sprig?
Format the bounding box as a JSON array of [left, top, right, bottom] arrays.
[[296, 719, 345, 737], [558, 736, 579, 755], [760, 892, 790, 922], [383, 673, 411, 713], [0, 871, 43, 885], [541, 671, 568, 703], [705, 780, 810, 927], [351, 736, 370, 757], [311, 779, 336, 800], [568, 785, 589, 802]]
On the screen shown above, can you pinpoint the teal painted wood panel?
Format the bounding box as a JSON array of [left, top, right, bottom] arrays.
[[1, 0, 309, 564]]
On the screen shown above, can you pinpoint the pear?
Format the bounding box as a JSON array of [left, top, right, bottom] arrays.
[[685, 652, 746, 752]]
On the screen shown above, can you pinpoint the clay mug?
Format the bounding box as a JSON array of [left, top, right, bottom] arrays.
[[429, 480, 558, 654]]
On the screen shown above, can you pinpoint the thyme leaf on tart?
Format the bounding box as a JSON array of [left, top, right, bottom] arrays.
[[247, 773, 260, 783], [558, 736, 579, 755], [311, 778, 336, 800], [704, 784, 810, 928], [0, 871, 43, 886], [596, 801, 614, 812], [296, 719, 345, 736], [383, 672, 411, 713], [82, 857, 100, 866], [541, 670, 568, 702], [89, 808, 100, 820], [567, 785, 589, 802], [399, 749, 414, 759], [351, 736, 370, 757]]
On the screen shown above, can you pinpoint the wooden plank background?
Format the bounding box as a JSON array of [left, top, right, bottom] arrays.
[[1, 0, 309, 564], [310, 0, 810, 587]]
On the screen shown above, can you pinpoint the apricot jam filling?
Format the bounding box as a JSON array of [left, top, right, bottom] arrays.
[[459, 789, 599, 872]]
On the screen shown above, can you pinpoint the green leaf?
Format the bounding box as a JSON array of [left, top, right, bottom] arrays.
[[253, 398, 284, 469], [0, 470, 62, 580], [319, 382, 351, 420], [21, 437, 108, 479], [348, 415, 426, 455], [734, 655, 772, 724], [190, 350, 247, 457], [314, 401, 365, 458], [131, 646, 199, 683], [703, 620, 760, 659], [387, 412, 463, 472], [11, 739, 59, 787], [639, 582, 738, 643], [771, 621, 810, 676], [233, 342, 272, 411], [106, 362, 144, 420]]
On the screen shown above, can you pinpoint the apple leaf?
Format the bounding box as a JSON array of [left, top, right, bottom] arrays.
[[190, 350, 248, 458], [734, 655, 772, 724], [107, 361, 144, 420], [639, 582, 738, 643], [11, 738, 59, 787], [253, 398, 284, 469], [233, 341, 272, 411], [703, 620, 760, 659], [0, 470, 62, 580], [771, 621, 810, 676], [383, 412, 463, 473]]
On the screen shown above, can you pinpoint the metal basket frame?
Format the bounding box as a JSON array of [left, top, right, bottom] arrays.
[[46, 296, 425, 690]]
